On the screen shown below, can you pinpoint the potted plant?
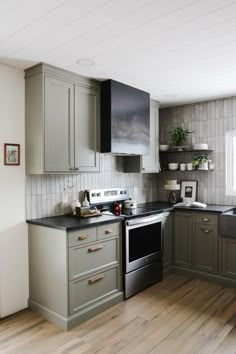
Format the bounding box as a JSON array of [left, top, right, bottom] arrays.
[[192, 152, 211, 170], [169, 127, 193, 149]]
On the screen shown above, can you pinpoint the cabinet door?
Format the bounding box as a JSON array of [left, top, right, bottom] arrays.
[[162, 213, 172, 270], [221, 237, 236, 279], [44, 76, 74, 172], [74, 85, 99, 172], [173, 212, 193, 268], [141, 100, 159, 173], [193, 224, 218, 274]]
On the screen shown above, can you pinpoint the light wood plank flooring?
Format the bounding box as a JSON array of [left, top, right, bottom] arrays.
[[1, 274, 236, 353]]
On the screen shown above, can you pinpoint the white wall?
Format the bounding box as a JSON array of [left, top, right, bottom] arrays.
[[0, 63, 28, 317]]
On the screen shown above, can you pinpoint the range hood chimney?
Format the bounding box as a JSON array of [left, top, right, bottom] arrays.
[[101, 79, 150, 155]]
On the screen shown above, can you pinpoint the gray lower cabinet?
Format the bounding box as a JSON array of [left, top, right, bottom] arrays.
[[162, 212, 172, 270], [25, 63, 100, 174], [193, 224, 218, 274], [221, 237, 236, 279], [28, 222, 123, 330], [173, 212, 193, 269]]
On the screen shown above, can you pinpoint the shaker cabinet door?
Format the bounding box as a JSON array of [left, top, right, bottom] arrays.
[[74, 85, 99, 172], [173, 212, 193, 269], [44, 76, 74, 172], [193, 224, 218, 274]]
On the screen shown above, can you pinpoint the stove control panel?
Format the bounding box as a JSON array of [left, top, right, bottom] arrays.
[[88, 188, 129, 204]]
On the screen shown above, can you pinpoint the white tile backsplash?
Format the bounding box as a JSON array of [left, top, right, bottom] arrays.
[[25, 154, 159, 219]]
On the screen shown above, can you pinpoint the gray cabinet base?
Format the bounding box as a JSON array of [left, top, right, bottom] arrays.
[[173, 266, 236, 288], [29, 291, 123, 331]]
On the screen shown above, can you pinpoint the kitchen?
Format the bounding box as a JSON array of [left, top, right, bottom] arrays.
[[1, 0, 236, 352]]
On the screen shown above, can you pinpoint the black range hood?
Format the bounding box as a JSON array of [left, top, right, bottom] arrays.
[[101, 79, 150, 155]]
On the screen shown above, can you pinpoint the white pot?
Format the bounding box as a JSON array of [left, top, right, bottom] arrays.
[[124, 198, 137, 209], [198, 161, 208, 170]]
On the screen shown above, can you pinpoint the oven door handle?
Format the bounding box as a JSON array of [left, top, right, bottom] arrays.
[[126, 214, 162, 226]]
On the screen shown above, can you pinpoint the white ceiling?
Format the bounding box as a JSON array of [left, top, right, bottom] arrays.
[[1, 0, 236, 107]]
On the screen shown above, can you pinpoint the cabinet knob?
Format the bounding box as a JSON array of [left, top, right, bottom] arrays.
[[88, 274, 105, 284], [88, 244, 104, 252], [74, 167, 80, 171], [105, 229, 113, 235], [78, 234, 88, 240], [202, 218, 210, 222], [201, 228, 212, 233], [69, 167, 75, 171]]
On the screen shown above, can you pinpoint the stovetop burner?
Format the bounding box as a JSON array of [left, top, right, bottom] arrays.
[[87, 188, 163, 219]]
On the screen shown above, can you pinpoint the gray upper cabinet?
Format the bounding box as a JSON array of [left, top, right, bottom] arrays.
[[123, 100, 160, 173], [44, 76, 74, 172], [25, 63, 100, 174], [74, 85, 99, 172], [173, 212, 193, 269]]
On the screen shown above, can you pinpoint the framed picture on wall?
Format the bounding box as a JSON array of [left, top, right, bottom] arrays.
[[4, 143, 20, 165], [180, 180, 197, 203]]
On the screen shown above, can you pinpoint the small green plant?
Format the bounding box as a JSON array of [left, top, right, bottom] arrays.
[[192, 152, 211, 168], [169, 126, 193, 146]]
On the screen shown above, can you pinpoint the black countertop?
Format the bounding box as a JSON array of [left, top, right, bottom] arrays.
[[138, 201, 234, 214], [27, 202, 235, 231], [27, 214, 123, 231]]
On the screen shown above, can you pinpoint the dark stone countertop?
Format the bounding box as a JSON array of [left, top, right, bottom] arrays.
[[27, 203, 235, 231], [138, 201, 234, 214], [26, 214, 123, 231]]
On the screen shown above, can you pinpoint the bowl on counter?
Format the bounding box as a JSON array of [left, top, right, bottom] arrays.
[[168, 163, 179, 171], [159, 144, 169, 151]]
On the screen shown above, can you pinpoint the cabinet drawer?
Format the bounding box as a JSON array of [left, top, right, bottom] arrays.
[[97, 222, 120, 240], [69, 267, 118, 314], [69, 239, 118, 280], [195, 213, 218, 226], [68, 228, 97, 247]]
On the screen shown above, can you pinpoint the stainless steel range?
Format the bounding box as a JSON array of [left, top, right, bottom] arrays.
[[88, 188, 164, 299]]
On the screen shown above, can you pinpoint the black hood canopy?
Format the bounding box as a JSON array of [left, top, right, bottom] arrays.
[[100, 79, 150, 155]]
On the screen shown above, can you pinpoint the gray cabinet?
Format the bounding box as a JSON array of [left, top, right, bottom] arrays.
[[25, 63, 100, 174], [44, 76, 74, 172], [28, 221, 123, 330], [123, 100, 160, 173], [193, 214, 218, 274], [173, 212, 193, 269], [221, 237, 236, 279], [162, 212, 172, 270], [193, 224, 218, 274]]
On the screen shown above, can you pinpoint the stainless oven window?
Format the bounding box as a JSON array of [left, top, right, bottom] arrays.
[[128, 222, 161, 262]]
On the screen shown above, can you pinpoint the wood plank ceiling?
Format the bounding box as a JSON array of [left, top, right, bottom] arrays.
[[0, 0, 236, 106]]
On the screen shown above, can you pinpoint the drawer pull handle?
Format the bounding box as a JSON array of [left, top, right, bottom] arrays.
[[201, 228, 212, 233], [202, 218, 210, 222], [78, 235, 88, 240], [105, 229, 113, 234], [88, 274, 105, 284], [88, 245, 104, 252]]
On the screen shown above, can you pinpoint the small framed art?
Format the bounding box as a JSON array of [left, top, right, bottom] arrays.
[[180, 180, 198, 203], [4, 143, 20, 166]]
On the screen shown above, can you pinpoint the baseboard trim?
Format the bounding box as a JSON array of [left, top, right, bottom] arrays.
[[29, 291, 124, 331], [173, 267, 236, 288]]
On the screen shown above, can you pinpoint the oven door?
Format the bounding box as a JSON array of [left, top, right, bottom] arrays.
[[125, 214, 163, 273]]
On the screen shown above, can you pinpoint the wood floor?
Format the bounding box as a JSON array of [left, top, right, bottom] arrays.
[[1, 274, 236, 354]]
